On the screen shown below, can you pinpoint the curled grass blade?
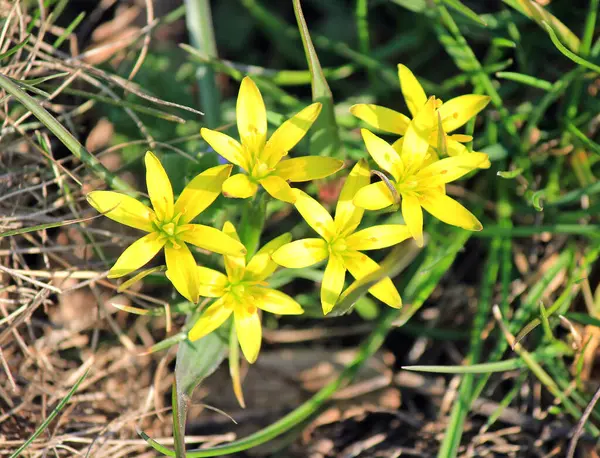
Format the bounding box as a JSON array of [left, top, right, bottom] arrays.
[[542, 21, 600, 73]]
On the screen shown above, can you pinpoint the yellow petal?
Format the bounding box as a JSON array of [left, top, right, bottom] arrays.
[[263, 102, 322, 165], [438, 95, 491, 133], [343, 251, 401, 308], [144, 151, 174, 221], [237, 76, 267, 151], [254, 287, 304, 315], [165, 243, 199, 303], [334, 159, 370, 236], [346, 224, 411, 251], [398, 64, 427, 117], [419, 152, 489, 185], [321, 255, 346, 315], [353, 181, 396, 210], [445, 137, 469, 157], [275, 156, 344, 182], [402, 194, 424, 247], [292, 189, 336, 240], [180, 224, 247, 257], [87, 191, 154, 232], [271, 238, 328, 268], [350, 104, 409, 135], [222, 173, 258, 199], [108, 232, 165, 278], [175, 164, 233, 224], [245, 233, 292, 281], [401, 97, 436, 170], [234, 307, 262, 363], [188, 296, 233, 341], [196, 266, 228, 298], [260, 175, 296, 203], [421, 193, 482, 231], [360, 129, 403, 180], [201, 128, 248, 169], [221, 221, 246, 281]]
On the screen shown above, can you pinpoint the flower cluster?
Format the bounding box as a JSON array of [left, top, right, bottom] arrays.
[[89, 71, 490, 363]]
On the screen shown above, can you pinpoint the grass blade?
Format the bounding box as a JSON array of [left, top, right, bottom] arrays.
[[10, 368, 89, 458]]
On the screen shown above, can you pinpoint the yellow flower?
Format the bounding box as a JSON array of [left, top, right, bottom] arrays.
[[272, 160, 411, 315], [187, 223, 303, 363], [350, 64, 491, 163], [354, 106, 489, 247], [87, 151, 246, 303], [200, 76, 344, 203]]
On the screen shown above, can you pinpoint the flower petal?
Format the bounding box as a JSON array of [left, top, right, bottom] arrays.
[[196, 266, 228, 298], [165, 242, 199, 303], [234, 307, 262, 363], [346, 224, 411, 251], [188, 296, 233, 341], [360, 129, 403, 180], [254, 287, 304, 315], [421, 193, 482, 231], [201, 128, 248, 169], [271, 238, 328, 268], [398, 64, 427, 117], [275, 156, 344, 182], [334, 159, 370, 236], [222, 173, 258, 199], [401, 97, 436, 170], [260, 175, 296, 203], [237, 76, 267, 150], [87, 191, 154, 232], [180, 224, 247, 256], [445, 137, 469, 157], [144, 151, 174, 221], [350, 104, 409, 135], [108, 232, 165, 278], [439, 95, 491, 132], [292, 189, 336, 240], [175, 164, 233, 223], [343, 251, 401, 308], [263, 102, 322, 165], [321, 255, 346, 315], [219, 221, 246, 281], [245, 232, 292, 281], [353, 181, 396, 210], [402, 194, 424, 247], [419, 152, 489, 185]]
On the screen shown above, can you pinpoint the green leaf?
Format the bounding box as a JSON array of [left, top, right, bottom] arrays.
[[503, 0, 580, 52], [0, 212, 103, 238], [497, 168, 524, 179], [0, 36, 30, 60], [541, 21, 600, 73], [388, 0, 426, 12], [172, 330, 228, 457], [10, 367, 89, 458], [292, 0, 343, 157], [443, 0, 487, 26]]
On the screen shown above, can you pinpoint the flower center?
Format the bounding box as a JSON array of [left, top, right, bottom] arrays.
[[329, 236, 348, 256], [250, 161, 274, 180], [153, 212, 187, 248]]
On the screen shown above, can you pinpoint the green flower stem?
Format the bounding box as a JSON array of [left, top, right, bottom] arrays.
[[0, 73, 133, 193], [184, 0, 220, 128], [239, 193, 267, 260]]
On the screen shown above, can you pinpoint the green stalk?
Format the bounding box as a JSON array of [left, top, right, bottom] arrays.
[[0, 73, 132, 192], [185, 0, 220, 127]]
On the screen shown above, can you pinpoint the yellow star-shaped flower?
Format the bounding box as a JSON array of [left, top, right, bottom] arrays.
[[186, 223, 303, 363], [201, 76, 344, 203], [354, 101, 489, 246], [272, 160, 411, 315], [351, 64, 490, 163], [87, 152, 246, 303]]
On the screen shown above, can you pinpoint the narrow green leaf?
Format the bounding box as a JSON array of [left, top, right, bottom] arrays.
[[172, 330, 227, 457], [389, 0, 426, 12], [503, 0, 580, 52], [565, 312, 600, 328], [292, 0, 342, 157], [0, 73, 133, 192], [443, 0, 487, 26], [497, 168, 524, 179], [53, 12, 85, 48], [10, 368, 88, 458], [541, 21, 600, 73], [0, 212, 103, 238], [495, 72, 552, 91], [0, 36, 30, 60]]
